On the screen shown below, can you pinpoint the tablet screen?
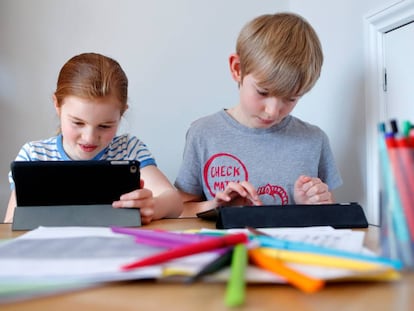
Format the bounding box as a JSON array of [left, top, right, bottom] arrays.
[[11, 160, 140, 206]]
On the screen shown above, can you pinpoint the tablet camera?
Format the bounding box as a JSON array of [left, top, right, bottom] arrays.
[[130, 165, 138, 174]]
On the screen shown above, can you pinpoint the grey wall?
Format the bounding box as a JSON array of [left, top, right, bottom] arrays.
[[0, 0, 394, 223]]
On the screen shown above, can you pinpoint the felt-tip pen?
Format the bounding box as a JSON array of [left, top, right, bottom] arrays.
[[120, 233, 248, 271]]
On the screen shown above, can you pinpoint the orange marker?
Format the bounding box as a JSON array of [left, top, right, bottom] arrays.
[[249, 248, 325, 293]]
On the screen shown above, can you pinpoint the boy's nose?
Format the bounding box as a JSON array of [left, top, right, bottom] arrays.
[[264, 98, 281, 118]]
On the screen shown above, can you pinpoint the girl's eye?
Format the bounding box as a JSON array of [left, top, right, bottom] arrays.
[[73, 121, 84, 126], [99, 125, 112, 129]]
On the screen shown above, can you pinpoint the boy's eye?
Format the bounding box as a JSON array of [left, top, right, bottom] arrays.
[[73, 121, 84, 126], [284, 97, 299, 104], [257, 89, 268, 96], [99, 125, 112, 129]]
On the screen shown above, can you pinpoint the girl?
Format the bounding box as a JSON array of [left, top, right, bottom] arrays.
[[5, 52, 182, 224]]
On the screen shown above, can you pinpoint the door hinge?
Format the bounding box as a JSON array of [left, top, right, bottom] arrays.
[[383, 68, 387, 92]]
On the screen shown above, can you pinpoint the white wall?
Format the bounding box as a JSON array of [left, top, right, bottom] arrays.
[[288, 0, 396, 224], [0, 0, 394, 223]]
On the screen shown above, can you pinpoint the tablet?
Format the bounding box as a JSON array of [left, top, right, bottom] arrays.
[[196, 203, 368, 229], [12, 160, 141, 206]]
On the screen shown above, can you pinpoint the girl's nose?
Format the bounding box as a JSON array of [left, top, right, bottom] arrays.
[[82, 127, 98, 143]]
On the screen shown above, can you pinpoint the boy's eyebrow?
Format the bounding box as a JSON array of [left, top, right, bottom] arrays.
[[253, 81, 268, 91]]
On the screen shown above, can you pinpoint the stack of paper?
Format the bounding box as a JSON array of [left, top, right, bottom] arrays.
[[0, 226, 401, 304]]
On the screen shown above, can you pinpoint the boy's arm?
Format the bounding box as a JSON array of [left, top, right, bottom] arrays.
[[179, 191, 216, 217]]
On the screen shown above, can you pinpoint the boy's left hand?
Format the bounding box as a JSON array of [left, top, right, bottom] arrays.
[[293, 175, 333, 204]]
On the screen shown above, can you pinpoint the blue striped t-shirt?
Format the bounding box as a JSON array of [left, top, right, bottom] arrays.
[[9, 134, 156, 189]]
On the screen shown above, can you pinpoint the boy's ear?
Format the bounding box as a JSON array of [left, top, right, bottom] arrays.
[[229, 53, 241, 83]]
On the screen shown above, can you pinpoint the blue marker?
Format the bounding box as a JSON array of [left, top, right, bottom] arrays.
[[254, 235, 403, 270]]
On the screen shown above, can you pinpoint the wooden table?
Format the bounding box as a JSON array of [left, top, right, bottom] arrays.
[[1, 218, 413, 311]]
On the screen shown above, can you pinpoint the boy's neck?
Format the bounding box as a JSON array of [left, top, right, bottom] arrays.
[[226, 106, 244, 125]]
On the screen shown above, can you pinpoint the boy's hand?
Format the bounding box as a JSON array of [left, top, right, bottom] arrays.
[[213, 181, 263, 207], [112, 179, 155, 225], [293, 175, 333, 204]]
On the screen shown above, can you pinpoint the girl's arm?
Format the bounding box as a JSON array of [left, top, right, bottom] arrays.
[[4, 191, 16, 223], [113, 165, 183, 224]]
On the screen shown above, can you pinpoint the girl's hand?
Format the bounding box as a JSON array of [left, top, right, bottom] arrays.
[[112, 179, 155, 225]]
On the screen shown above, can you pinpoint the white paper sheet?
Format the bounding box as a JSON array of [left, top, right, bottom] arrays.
[[1, 225, 394, 304]]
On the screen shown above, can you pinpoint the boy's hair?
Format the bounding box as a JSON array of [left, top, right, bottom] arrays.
[[54, 53, 128, 115], [236, 12, 323, 97]]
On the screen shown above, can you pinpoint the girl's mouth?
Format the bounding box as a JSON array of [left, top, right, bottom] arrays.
[[80, 144, 98, 153]]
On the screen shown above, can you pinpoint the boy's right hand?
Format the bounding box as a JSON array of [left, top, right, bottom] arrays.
[[213, 181, 262, 207]]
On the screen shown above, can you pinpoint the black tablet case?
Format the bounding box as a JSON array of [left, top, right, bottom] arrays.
[[11, 160, 142, 230], [197, 203, 368, 229]]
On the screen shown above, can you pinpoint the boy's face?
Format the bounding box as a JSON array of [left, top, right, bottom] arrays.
[[236, 74, 300, 129], [54, 95, 122, 160]]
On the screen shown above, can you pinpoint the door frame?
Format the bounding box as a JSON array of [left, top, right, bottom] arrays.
[[364, 0, 414, 225]]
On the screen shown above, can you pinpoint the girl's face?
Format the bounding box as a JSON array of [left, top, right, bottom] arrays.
[[54, 95, 123, 160]]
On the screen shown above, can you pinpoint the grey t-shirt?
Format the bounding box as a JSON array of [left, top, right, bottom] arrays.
[[175, 110, 342, 205]]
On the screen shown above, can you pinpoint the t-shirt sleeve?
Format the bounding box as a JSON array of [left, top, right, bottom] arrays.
[[8, 143, 32, 190], [318, 132, 343, 190], [174, 124, 205, 196], [126, 136, 157, 168]]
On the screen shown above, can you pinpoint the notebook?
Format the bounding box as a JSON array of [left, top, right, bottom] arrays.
[[11, 160, 142, 230], [196, 203, 368, 229]]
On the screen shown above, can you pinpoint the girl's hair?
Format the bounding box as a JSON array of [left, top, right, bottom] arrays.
[[54, 53, 128, 114], [236, 12, 323, 97]]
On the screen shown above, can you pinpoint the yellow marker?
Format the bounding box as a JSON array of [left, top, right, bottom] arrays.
[[258, 248, 386, 271], [162, 267, 193, 277], [335, 269, 401, 282]]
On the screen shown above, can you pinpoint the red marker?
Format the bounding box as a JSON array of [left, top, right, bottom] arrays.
[[121, 232, 248, 271]]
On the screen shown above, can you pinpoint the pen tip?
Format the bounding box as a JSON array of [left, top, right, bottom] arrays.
[[378, 122, 386, 133], [390, 119, 398, 133]]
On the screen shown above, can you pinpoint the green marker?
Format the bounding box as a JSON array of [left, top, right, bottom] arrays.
[[225, 243, 248, 307], [401, 120, 412, 137]]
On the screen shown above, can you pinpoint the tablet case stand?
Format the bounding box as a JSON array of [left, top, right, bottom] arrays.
[[12, 205, 141, 231], [197, 203, 368, 229]]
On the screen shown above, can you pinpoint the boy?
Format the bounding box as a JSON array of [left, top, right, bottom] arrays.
[[175, 12, 342, 217]]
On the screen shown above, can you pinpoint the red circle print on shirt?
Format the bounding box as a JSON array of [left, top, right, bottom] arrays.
[[203, 153, 248, 197]]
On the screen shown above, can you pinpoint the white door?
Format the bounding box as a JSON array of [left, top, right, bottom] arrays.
[[364, 1, 414, 225], [383, 21, 414, 124]]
